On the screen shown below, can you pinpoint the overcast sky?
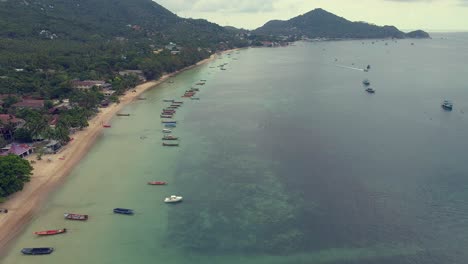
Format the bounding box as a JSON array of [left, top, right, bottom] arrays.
[[155, 0, 468, 31]]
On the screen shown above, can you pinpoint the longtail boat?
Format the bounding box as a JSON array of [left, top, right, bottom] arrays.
[[163, 99, 174, 102], [64, 213, 88, 221], [173, 101, 183, 104], [161, 121, 177, 124], [117, 114, 130, 116], [163, 142, 179, 147], [161, 115, 173, 119], [148, 181, 167, 185], [21, 248, 54, 255], [162, 135, 178, 140], [103, 124, 111, 128], [34, 228, 67, 236], [113, 208, 134, 215]]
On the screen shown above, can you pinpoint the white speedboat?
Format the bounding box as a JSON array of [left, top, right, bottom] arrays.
[[164, 195, 183, 203], [162, 129, 172, 133]]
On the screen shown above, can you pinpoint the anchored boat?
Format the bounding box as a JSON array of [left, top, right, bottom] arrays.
[[34, 229, 67, 236], [162, 129, 172, 133], [163, 142, 179, 147], [162, 135, 178, 140], [64, 213, 88, 221], [365, 87, 375, 94], [363, 79, 371, 86], [113, 208, 134, 215], [442, 100, 453, 111], [21, 248, 54, 255], [148, 181, 167, 185], [164, 195, 183, 203]]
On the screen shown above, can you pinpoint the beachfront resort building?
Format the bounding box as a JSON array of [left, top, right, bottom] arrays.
[[0, 144, 34, 158], [71, 80, 112, 91]]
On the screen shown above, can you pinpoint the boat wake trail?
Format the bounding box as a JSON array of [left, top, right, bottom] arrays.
[[335, 64, 365, 71]]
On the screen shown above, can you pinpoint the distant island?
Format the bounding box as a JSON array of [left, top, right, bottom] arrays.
[[254, 8, 430, 40]]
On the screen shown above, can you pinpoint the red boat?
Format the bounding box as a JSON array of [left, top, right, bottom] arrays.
[[147, 181, 167, 185], [103, 124, 111, 128], [64, 213, 88, 221], [34, 228, 67, 236]]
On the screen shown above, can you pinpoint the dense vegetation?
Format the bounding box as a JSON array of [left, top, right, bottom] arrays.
[[0, 155, 33, 199], [254, 8, 430, 39]]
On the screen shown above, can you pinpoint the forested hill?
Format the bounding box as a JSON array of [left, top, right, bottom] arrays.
[[0, 0, 247, 97], [0, 0, 238, 46], [254, 8, 430, 39]]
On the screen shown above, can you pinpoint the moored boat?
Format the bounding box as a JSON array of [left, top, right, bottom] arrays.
[[21, 248, 54, 255], [163, 99, 175, 102], [103, 124, 111, 128], [442, 100, 453, 110], [162, 129, 172, 133], [117, 113, 130, 116], [34, 228, 67, 236], [161, 115, 173, 118], [173, 101, 183, 104], [164, 195, 183, 203], [162, 135, 178, 140], [365, 87, 375, 94], [363, 79, 370, 86], [148, 181, 167, 185], [164, 123, 177, 128], [113, 208, 134, 215], [190, 97, 200, 100], [163, 142, 179, 147], [64, 213, 88, 221]]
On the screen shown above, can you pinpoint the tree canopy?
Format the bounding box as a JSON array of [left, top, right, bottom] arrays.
[[0, 155, 33, 198]]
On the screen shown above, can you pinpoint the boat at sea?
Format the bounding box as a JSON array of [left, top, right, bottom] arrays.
[[64, 213, 88, 221], [442, 100, 453, 110], [117, 113, 130, 116], [167, 106, 178, 109], [162, 135, 178, 140], [363, 79, 370, 86], [164, 195, 183, 203], [161, 115, 173, 119], [190, 97, 200, 100], [172, 101, 183, 104], [196, 82, 205, 85], [200, 79, 207, 82], [163, 142, 179, 147], [161, 121, 177, 124], [34, 228, 67, 236], [21, 248, 54, 255], [163, 99, 175, 102], [113, 208, 134, 215], [365, 87, 376, 94], [103, 124, 111, 128], [148, 181, 167, 185], [162, 129, 172, 133], [137, 97, 147, 100], [164, 123, 177, 128]]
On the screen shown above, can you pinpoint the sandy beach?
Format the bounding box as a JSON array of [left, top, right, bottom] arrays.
[[0, 50, 233, 254]]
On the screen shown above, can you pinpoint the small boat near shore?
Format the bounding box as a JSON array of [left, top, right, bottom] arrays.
[[34, 229, 67, 236], [113, 208, 134, 215], [103, 124, 111, 128], [190, 97, 200, 100], [117, 113, 130, 116], [64, 213, 88, 221], [148, 181, 167, 185], [21, 248, 54, 255], [163, 142, 179, 147], [163, 129, 172, 133], [162, 135, 178, 140], [163, 99, 175, 102], [164, 195, 183, 203], [161, 115, 173, 118], [363, 79, 371, 86], [162, 121, 177, 124], [164, 123, 177, 128]]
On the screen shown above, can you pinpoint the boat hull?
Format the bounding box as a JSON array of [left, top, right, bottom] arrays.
[[21, 248, 54, 255], [64, 213, 88, 221], [113, 208, 134, 215], [34, 229, 67, 236]]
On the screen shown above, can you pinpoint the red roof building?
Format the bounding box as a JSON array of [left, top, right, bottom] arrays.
[[13, 99, 45, 109], [0, 144, 34, 158]]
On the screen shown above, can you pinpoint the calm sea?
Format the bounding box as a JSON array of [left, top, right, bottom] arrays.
[[2, 32, 468, 264]]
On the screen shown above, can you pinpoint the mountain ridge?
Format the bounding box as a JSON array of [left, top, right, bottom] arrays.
[[254, 8, 430, 39]]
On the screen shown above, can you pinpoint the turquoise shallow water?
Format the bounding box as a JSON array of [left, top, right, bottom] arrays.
[[3, 33, 468, 263]]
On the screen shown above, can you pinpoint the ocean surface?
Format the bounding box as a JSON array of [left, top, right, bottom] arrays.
[[3, 32, 468, 264]]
